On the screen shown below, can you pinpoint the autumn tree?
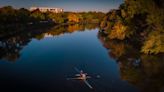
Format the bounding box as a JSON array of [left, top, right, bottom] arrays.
[[68, 13, 83, 23], [141, 31, 164, 54], [100, 0, 164, 54]]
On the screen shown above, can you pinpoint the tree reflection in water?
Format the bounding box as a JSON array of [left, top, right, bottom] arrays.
[[0, 23, 98, 62], [98, 32, 164, 92]]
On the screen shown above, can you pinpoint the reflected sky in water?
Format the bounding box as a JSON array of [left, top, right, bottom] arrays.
[[0, 24, 138, 92]]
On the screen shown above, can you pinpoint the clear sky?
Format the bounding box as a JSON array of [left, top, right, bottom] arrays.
[[0, 0, 123, 12]]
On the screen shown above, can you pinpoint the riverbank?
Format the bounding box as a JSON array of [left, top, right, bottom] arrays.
[[99, 0, 164, 55]]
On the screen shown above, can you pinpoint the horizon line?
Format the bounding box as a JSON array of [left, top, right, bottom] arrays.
[[0, 5, 114, 13]]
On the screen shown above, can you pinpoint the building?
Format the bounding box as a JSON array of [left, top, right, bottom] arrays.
[[30, 7, 64, 13]]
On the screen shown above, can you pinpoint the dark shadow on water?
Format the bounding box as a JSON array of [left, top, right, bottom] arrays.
[[98, 32, 164, 92]]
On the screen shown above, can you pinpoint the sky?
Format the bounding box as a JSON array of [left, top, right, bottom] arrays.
[[0, 0, 123, 12]]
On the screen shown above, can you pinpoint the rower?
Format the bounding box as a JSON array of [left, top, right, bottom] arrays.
[[80, 70, 87, 79]]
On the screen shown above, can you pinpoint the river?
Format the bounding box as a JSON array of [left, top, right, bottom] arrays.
[[0, 24, 163, 92]]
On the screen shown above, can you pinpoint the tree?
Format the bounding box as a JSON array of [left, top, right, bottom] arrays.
[[17, 8, 30, 23], [68, 13, 83, 23], [30, 9, 46, 22], [0, 6, 17, 24], [109, 21, 129, 40], [47, 12, 67, 23], [100, 0, 164, 54], [141, 31, 164, 54]]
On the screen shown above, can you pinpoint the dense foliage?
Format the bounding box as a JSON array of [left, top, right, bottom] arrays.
[[100, 0, 164, 54], [0, 6, 105, 25]]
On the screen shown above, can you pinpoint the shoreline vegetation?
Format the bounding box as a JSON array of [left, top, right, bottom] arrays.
[[0, 0, 164, 55], [0, 2, 163, 92], [99, 0, 164, 55], [0, 6, 105, 25], [0, 6, 104, 38]]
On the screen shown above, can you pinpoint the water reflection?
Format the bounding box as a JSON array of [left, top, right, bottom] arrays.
[[44, 23, 98, 37], [0, 24, 98, 62], [98, 32, 164, 92]]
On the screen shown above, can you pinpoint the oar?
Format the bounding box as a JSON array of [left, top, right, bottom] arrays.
[[74, 67, 81, 73], [84, 80, 93, 89], [73, 67, 93, 89], [67, 77, 82, 80]]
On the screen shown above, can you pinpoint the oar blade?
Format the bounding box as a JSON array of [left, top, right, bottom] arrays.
[[84, 80, 93, 89]]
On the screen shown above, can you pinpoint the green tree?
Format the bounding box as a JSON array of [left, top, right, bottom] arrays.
[[47, 12, 67, 23], [17, 8, 30, 23], [30, 9, 46, 22], [0, 6, 17, 24]]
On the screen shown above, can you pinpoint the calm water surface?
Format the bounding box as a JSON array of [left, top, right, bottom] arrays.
[[0, 24, 163, 92]]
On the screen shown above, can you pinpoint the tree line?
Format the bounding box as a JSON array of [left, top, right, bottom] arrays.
[[100, 0, 164, 54], [0, 6, 105, 25]]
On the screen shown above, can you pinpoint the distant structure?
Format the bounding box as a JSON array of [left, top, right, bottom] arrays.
[[29, 7, 64, 13]]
